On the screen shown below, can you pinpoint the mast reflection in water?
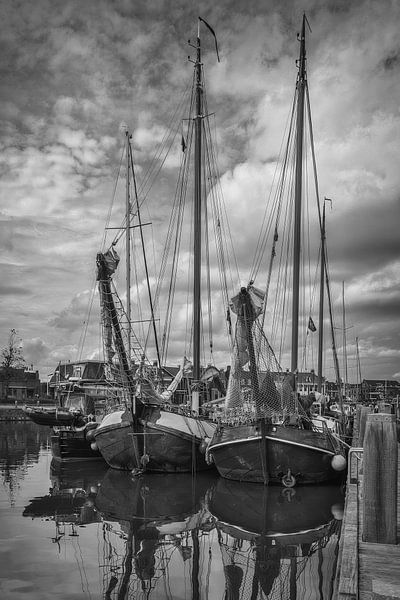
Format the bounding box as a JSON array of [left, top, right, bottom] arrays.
[[0, 422, 344, 599]]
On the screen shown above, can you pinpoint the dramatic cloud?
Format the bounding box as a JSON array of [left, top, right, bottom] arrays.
[[0, 0, 399, 383]]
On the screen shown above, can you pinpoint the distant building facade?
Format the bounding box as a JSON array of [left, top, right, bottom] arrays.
[[0, 365, 41, 403], [361, 379, 400, 403]]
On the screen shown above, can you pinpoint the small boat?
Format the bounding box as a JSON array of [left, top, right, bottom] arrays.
[[23, 405, 79, 427], [24, 360, 123, 461], [208, 16, 348, 486], [93, 19, 237, 473]]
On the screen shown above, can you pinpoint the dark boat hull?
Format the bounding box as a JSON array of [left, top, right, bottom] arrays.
[[51, 424, 103, 462], [209, 421, 345, 484], [93, 408, 216, 473], [24, 406, 78, 427]]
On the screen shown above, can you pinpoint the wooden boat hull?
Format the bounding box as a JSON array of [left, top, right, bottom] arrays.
[[93, 408, 216, 473], [208, 422, 346, 485], [51, 424, 103, 462]]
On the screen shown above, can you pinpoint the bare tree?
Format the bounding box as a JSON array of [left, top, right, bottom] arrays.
[[1, 329, 25, 401]]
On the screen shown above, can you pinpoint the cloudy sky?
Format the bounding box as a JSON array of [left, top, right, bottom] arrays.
[[1, 0, 400, 384]]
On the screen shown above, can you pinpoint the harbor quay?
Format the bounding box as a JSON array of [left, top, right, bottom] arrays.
[[334, 403, 400, 600]]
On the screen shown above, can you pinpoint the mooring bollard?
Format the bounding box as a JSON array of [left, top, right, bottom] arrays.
[[362, 412, 398, 544]]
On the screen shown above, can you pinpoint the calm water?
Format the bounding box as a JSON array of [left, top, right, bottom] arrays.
[[0, 421, 345, 599]]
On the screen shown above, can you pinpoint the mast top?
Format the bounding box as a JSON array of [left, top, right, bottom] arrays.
[[297, 14, 308, 83]]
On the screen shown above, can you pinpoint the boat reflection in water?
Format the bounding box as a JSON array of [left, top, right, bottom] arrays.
[[95, 470, 217, 598], [23, 459, 108, 531], [208, 479, 344, 600], [20, 454, 343, 599]]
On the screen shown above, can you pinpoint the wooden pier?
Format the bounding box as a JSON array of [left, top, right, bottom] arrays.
[[335, 406, 400, 600]]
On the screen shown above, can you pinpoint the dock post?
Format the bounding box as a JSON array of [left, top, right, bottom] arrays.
[[359, 405, 371, 446], [362, 412, 398, 544]]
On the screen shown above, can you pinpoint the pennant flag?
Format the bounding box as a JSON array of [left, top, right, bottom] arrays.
[[308, 317, 317, 332], [199, 17, 220, 62]]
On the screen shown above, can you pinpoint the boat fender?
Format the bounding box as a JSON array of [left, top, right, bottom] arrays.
[[90, 441, 98, 451], [86, 429, 96, 442], [331, 503, 344, 521], [199, 436, 210, 454], [205, 438, 214, 465], [331, 454, 347, 471]]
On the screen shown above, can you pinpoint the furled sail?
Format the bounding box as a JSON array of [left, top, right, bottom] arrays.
[[224, 285, 303, 421], [97, 248, 120, 365]]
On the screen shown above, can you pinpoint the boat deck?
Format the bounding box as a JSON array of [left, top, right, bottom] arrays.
[[335, 414, 400, 600]]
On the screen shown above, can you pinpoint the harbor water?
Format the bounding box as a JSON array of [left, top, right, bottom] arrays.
[[0, 420, 345, 599]]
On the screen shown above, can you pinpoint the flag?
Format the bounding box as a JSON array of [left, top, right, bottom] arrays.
[[181, 135, 186, 152], [308, 317, 317, 332], [199, 17, 220, 62]]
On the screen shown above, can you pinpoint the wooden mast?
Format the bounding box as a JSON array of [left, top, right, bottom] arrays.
[[356, 336, 362, 400], [125, 129, 132, 362], [342, 281, 348, 398], [291, 14, 306, 373], [317, 200, 326, 393], [192, 19, 203, 412]]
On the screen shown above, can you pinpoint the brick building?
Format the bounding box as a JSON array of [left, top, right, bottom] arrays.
[[0, 365, 41, 403]]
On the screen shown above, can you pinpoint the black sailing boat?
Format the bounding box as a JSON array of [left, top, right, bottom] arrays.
[[208, 16, 348, 485], [93, 19, 236, 473]]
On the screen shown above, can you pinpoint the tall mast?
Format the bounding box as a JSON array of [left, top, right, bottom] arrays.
[[291, 14, 307, 373], [356, 336, 362, 400], [125, 129, 132, 361], [192, 19, 203, 411], [342, 281, 348, 398], [317, 200, 326, 392]]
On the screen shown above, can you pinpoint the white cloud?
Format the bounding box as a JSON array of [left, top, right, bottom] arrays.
[[1, 0, 400, 382]]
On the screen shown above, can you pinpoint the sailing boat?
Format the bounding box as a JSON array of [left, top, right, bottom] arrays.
[[208, 16, 348, 485], [93, 19, 236, 473]]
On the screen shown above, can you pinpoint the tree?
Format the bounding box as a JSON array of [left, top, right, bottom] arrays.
[[1, 329, 25, 401]]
